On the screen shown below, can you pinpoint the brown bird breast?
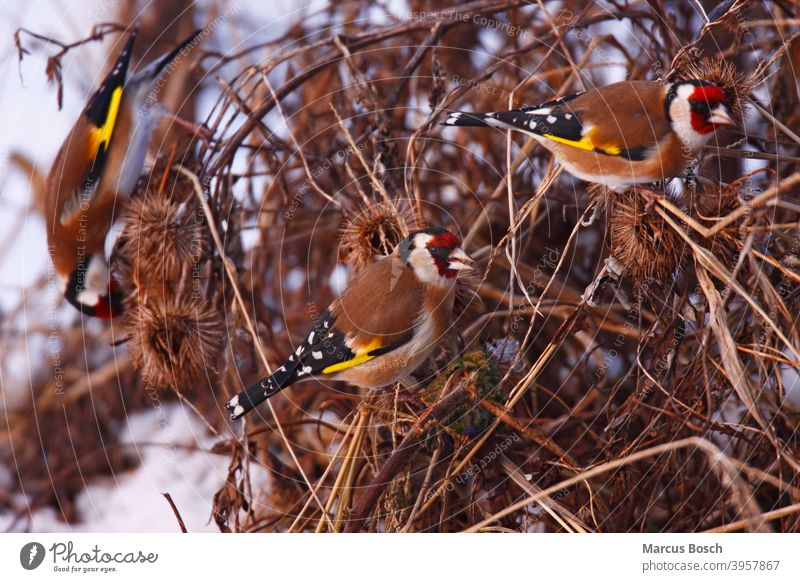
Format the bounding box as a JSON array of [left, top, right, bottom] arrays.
[[330, 254, 456, 387]]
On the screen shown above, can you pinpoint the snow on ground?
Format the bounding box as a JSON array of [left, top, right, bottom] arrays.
[[1, 404, 230, 532]]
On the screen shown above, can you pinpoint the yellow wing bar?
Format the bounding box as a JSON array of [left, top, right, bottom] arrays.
[[542, 126, 622, 156], [87, 86, 123, 159], [321, 337, 384, 374]]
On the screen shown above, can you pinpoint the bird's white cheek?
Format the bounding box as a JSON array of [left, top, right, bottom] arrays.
[[669, 99, 711, 153], [85, 255, 111, 293], [76, 289, 101, 309], [408, 249, 443, 285], [55, 273, 69, 294]]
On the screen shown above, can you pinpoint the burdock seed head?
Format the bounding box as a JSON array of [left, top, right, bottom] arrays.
[[120, 194, 208, 281], [587, 183, 612, 206], [690, 175, 747, 269], [127, 294, 224, 388], [608, 189, 687, 284], [339, 201, 421, 272]]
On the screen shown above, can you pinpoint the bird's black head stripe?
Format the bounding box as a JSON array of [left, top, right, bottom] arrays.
[[398, 234, 414, 264], [400, 227, 453, 264], [65, 254, 90, 301], [664, 85, 678, 124]]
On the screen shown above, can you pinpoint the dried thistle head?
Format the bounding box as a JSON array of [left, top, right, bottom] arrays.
[[119, 194, 208, 281], [608, 190, 687, 283], [587, 183, 612, 206], [339, 201, 421, 272], [127, 294, 224, 388], [692, 179, 742, 222], [690, 175, 746, 269], [676, 58, 751, 123]]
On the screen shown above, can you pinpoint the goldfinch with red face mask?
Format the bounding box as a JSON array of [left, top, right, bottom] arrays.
[[225, 227, 472, 421], [445, 79, 734, 193], [45, 28, 204, 318]]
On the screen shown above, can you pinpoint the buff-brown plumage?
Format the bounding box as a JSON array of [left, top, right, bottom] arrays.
[[224, 227, 469, 420], [561, 81, 673, 149], [331, 253, 456, 387], [332, 256, 425, 346], [446, 78, 734, 192], [537, 82, 688, 185], [45, 29, 204, 316], [45, 116, 120, 279]]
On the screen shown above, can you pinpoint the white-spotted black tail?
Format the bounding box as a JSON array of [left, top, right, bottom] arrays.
[[224, 307, 412, 421], [444, 111, 493, 127], [445, 110, 546, 134], [225, 363, 299, 420], [225, 309, 341, 421]]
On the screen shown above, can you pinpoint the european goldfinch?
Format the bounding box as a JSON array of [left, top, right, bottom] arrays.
[[45, 28, 203, 317], [225, 227, 473, 421], [445, 79, 734, 193]]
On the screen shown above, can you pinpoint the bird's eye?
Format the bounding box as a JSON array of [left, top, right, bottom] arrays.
[[427, 246, 449, 259], [689, 98, 711, 113]]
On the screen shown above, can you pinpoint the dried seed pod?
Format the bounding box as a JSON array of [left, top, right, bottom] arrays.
[[587, 183, 612, 206], [689, 175, 746, 269], [119, 194, 208, 282], [339, 201, 421, 272], [127, 294, 224, 389], [608, 190, 687, 284]]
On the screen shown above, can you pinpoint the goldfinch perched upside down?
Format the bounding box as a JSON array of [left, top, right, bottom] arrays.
[[445, 79, 734, 193], [45, 28, 203, 318], [225, 227, 473, 421]]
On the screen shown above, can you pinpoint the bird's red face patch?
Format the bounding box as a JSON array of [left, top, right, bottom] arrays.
[[690, 84, 726, 105], [94, 279, 125, 319], [428, 231, 460, 251], [688, 84, 727, 135], [92, 294, 121, 319], [65, 273, 124, 319], [426, 231, 461, 278]]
